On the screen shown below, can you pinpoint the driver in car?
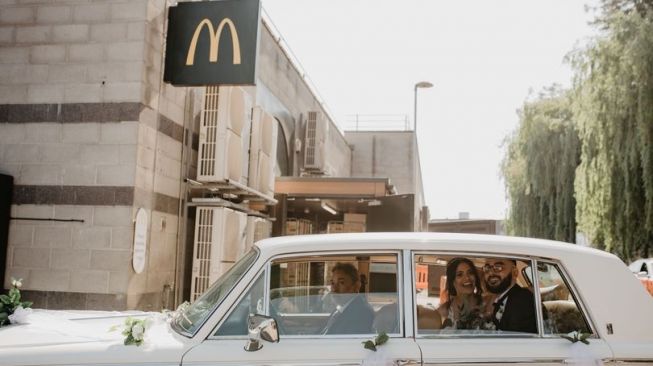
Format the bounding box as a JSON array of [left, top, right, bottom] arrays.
[[322, 262, 374, 334]]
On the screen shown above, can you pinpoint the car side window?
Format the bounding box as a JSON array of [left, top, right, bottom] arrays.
[[270, 253, 400, 336], [537, 262, 592, 335], [415, 254, 538, 336], [213, 272, 265, 336]]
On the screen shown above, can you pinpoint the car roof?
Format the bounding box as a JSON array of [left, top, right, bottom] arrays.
[[254, 232, 614, 261]]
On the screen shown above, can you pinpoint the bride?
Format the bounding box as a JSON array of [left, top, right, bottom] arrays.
[[437, 257, 493, 330]]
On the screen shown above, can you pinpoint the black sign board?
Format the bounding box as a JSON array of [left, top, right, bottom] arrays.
[[164, 0, 260, 86]]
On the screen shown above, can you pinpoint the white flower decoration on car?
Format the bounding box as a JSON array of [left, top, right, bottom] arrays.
[[110, 317, 151, 346], [131, 323, 145, 341]]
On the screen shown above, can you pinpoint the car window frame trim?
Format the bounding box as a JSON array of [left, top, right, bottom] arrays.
[[171, 247, 261, 339], [411, 250, 539, 339], [534, 259, 600, 339], [410, 250, 600, 340], [208, 265, 268, 340], [209, 249, 405, 340], [270, 250, 404, 339], [274, 249, 405, 339], [531, 259, 545, 337]]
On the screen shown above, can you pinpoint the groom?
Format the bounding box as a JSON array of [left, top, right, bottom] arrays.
[[483, 258, 537, 333]]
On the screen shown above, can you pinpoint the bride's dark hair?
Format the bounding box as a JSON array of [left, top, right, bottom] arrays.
[[445, 257, 483, 304]]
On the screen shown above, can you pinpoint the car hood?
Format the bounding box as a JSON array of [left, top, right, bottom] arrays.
[[0, 310, 191, 366]]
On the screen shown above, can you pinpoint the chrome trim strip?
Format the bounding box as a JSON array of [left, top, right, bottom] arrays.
[[412, 250, 537, 339], [552, 260, 600, 338], [263, 260, 270, 315], [423, 358, 566, 364], [418, 333, 540, 339], [609, 360, 653, 364], [411, 250, 602, 340], [532, 259, 545, 337], [210, 249, 404, 340], [412, 250, 536, 261], [402, 249, 414, 337], [396, 359, 421, 366], [424, 357, 614, 364]]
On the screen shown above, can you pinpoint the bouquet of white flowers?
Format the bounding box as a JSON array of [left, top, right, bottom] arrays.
[[110, 317, 151, 346], [0, 278, 33, 327]]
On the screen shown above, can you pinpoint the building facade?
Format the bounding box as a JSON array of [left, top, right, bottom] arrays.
[[0, 0, 425, 310], [429, 217, 505, 235]]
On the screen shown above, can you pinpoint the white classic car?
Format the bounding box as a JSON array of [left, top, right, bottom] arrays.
[[2, 233, 653, 365]]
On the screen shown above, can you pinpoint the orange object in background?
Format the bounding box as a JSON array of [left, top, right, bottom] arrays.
[[440, 275, 448, 304], [415, 264, 428, 291], [639, 277, 653, 296]]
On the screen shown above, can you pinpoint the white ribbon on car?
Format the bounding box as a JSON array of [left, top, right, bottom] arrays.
[[361, 347, 394, 366], [8, 306, 32, 325], [8, 306, 118, 341], [567, 343, 604, 366]]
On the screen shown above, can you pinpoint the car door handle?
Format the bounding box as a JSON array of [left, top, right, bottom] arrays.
[[395, 359, 419, 366]]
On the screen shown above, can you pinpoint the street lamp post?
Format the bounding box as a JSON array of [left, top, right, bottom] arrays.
[[413, 81, 433, 134]]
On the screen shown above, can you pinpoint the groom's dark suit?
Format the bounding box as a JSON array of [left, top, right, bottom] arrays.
[[323, 294, 374, 334], [494, 285, 537, 333]]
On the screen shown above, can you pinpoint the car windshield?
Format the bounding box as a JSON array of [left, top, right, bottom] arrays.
[[172, 248, 259, 336]]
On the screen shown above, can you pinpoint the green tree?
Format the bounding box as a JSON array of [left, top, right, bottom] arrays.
[[502, 86, 580, 243], [570, 3, 653, 260]]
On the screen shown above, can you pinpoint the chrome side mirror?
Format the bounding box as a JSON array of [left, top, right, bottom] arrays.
[[244, 314, 279, 352]]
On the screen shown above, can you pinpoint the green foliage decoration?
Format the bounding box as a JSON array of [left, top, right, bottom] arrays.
[[362, 331, 389, 352], [0, 278, 33, 327]]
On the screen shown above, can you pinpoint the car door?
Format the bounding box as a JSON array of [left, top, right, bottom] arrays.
[[182, 250, 422, 366], [413, 252, 613, 365]]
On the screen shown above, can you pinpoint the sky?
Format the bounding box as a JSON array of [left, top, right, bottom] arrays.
[[261, 0, 600, 220]]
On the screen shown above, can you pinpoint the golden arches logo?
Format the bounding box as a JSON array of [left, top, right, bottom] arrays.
[[185, 18, 241, 66]]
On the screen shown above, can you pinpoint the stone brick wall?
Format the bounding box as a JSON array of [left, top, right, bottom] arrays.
[[0, 0, 355, 310], [346, 131, 426, 231], [0, 1, 147, 105], [257, 23, 351, 177], [346, 131, 426, 230], [0, 0, 187, 310]]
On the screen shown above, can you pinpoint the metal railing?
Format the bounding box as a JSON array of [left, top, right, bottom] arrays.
[[343, 114, 412, 131]]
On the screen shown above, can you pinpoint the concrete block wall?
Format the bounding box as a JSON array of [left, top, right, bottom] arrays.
[[0, 1, 148, 105], [346, 131, 426, 230], [7, 203, 135, 309], [257, 24, 351, 177], [1, 0, 357, 310], [346, 132, 414, 192], [0, 0, 191, 310]]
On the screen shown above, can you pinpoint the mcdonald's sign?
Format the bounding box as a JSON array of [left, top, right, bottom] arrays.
[[164, 0, 260, 86]]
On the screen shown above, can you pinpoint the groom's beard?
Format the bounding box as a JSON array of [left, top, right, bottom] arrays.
[[486, 273, 512, 294]]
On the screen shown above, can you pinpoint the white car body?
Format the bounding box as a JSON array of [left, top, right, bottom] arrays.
[[2, 233, 653, 365]]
